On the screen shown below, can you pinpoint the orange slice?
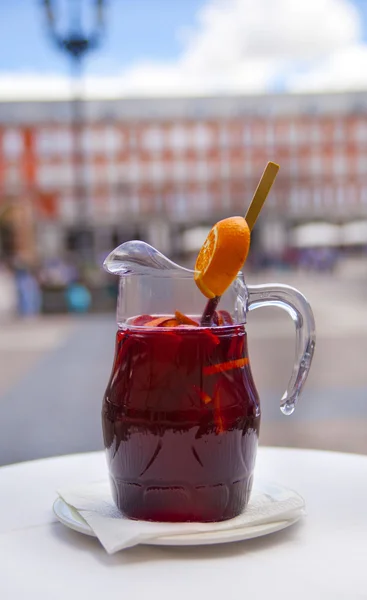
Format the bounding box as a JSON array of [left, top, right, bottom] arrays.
[[194, 217, 250, 299], [214, 385, 224, 433], [145, 317, 179, 327], [131, 314, 153, 326], [203, 357, 249, 376], [193, 385, 212, 405], [217, 310, 233, 326], [175, 310, 199, 326]]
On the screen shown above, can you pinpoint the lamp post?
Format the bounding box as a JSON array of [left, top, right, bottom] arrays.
[[41, 0, 106, 260]]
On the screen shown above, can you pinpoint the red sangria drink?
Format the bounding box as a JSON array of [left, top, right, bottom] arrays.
[[102, 313, 260, 522], [102, 229, 315, 522]]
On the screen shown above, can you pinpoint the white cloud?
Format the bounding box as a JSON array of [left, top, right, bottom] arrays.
[[287, 44, 367, 92], [182, 0, 359, 66], [0, 73, 72, 100], [0, 0, 365, 99]]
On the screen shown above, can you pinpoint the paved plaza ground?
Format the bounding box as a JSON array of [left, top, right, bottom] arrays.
[[0, 271, 366, 465]]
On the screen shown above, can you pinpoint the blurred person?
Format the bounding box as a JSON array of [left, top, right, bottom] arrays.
[[0, 262, 17, 321], [13, 262, 41, 317], [283, 247, 299, 270], [65, 279, 92, 314]]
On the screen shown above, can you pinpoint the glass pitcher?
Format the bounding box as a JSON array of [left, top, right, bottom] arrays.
[[102, 241, 316, 523]]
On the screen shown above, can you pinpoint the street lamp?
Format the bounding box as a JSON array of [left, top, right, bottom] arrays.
[[42, 0, 105, 64], [41, 0, 107, 260]]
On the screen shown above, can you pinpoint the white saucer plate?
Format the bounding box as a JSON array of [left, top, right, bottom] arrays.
[[53, 496, 304, 547]]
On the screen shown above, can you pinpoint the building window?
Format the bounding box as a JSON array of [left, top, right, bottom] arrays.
[[297, 125, 307, 145], [37, 129, 73, 156], [59, 162, 74, 186], [128, 158, 141, 183], [355, 122, 367, 144], [108, 194, 118, 218], [252, 124, 264, 145], [194, 124, 211, 150], [3, 129, 23, 159], [266, 124, 275, 147], [243, 125, 252, 147], [105, 127, 122, 154], [357, 155, 367, 175], [143, 127, 164, 152], [37, 164, 55, 188], [107, 162, 120, 185], [207, 161, 218, 180], [174, 190, 187, 218], [81, 129, 105, 155], [334, 121, 345, 143], [60, 130, 73, 154], [290, 156, 299, 177], [275, 123, 288, 144], [220, 182, 231, 210], [289, 123, 298, 145], [336, 185, 344, 206], [128, 129, 139, 151], [78, 163, 90, 187], [298, 187, 309, 211], [169, 125, 187, 152], [221, 157, 231, 178], [130, 192, 140, 213], [5, 165, 22, 187], [59, 194, 77, 222], [289, 187, 299, 212], [361, 186, 367, 205], [244, 158, 252, 177], [219, 125, 230, 148], [119, 161, 128, 181], [196, 160, 209, 181], [324, 186, 334, 208], [333, 152, 347, 176], [36, 130, 54, 156], [37, 162, 74, 188], [310, 154, 323, 176], [197, 186, 210, 213], [346, 184, 357, 206], [311, 124, 321, 145], [313, 187, 323, 210], [149, 160, 165, 183], [173, 160, 187, 181]]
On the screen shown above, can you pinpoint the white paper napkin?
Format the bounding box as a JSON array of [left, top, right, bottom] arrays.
[[57, 480, 305, 554]]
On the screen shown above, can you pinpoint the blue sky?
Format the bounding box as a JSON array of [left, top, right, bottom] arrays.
[[0, 0, 363, 74], [2, 0, 367, 97], [0, 0, 203, 74]]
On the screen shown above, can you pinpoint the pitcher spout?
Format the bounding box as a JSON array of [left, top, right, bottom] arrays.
[[103, 240, 193, 277]]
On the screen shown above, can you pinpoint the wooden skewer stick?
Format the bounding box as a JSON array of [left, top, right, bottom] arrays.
[[245, 161, 280, 231], [200, 162, 280, 327]]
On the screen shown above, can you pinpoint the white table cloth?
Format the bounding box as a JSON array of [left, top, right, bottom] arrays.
[[0, 447, 366, 599]]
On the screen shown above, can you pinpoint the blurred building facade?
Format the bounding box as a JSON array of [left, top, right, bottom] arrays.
[[1, 90, 367, 263]]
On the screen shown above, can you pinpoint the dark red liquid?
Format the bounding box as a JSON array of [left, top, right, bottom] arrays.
[[102, 321, 260, 522]]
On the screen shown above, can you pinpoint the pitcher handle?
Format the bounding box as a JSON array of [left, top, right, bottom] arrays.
[[247, 284, 316, 415]]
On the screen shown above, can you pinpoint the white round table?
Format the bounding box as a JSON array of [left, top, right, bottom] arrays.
[[0, 447, 366, 599]]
